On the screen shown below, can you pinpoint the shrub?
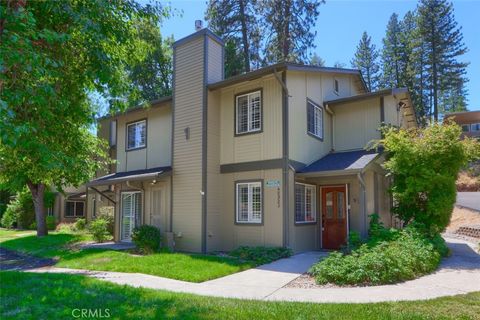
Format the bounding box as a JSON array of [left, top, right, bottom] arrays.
[[1, 206, 17, 228], [46, 216, 56, 230], [88, 217, 112, 243], [379, 123, 480, 233], [96, 213, 114, 235], [309, 223, 447, 286], [75, 218, 87, 231], [132, 225, 162, 254], [56, 223, 77, 233], [229, 246, 292, 265]]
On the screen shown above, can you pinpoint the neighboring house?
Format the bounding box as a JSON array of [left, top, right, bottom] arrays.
[[444, 110, 480, 139], [57, 28, 417, 253]]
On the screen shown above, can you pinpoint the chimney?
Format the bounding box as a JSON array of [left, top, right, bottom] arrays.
[[195, 20, 203, 31]]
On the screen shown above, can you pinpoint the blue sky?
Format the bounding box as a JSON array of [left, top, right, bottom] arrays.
[[160, 0, 479, 111]]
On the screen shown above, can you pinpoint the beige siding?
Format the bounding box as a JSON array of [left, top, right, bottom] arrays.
[[172, 36, 205, 252], [112, 103, 172, 172], [206, 90, 223, 251], [287, 71, 332, 165], [207, 39, 223, 83], [333, 97, 382, 151], [287, 71, 365, 165], [219, 75, 283, 164], [219, 169, 284, 251]]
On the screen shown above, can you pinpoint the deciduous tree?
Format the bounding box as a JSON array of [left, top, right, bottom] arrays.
[[0, 0, 167, 236]]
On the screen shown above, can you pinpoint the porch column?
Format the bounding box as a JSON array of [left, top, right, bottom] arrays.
[[114, 185, 121, 242], [357, 172, 368, 238]]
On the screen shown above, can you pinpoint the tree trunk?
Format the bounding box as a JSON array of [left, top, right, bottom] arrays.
[[238, 0, 250, 72], [283, 0, 291, 62], [27, 182, 48, 237]]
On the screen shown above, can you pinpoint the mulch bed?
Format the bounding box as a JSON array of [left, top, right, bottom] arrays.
[[0, 247, 56, 271]]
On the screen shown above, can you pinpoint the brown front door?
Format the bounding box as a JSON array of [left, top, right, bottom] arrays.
[[322, 186, 347, 249]]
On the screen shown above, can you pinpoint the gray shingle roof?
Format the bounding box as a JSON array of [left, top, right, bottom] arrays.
[[298, 150, 379, 173]]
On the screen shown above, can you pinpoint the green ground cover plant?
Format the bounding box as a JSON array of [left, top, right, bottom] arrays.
[[229, 246, 292, 265], [0, 229, 253, 282], [1, 272, 479, 320]]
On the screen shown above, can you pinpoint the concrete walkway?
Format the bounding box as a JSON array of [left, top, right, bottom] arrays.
[[28, 237, 480, 303], [456, 192, 480, 212]]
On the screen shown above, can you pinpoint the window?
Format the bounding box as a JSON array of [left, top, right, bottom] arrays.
[[461, 124, 470, 132], [126, 120, 146, 150], [295, 183, 316, 223], [46, 207, 54, 217], [471, 123, 480, 132], [65, 201, 85, 217], [109, 120, 117, 147], [236, 181, 262, 223], [334, 79, 339, 94], [307, 100, 323, 139], [236, 91, 261, 134]]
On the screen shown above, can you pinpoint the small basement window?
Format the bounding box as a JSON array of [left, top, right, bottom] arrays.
[[295, 183, 316, 223], [65, 201, 85, 217], [126, 120, 146, 150]]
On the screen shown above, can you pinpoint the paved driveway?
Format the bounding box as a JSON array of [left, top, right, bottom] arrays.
[[456, 192, 480, 211]]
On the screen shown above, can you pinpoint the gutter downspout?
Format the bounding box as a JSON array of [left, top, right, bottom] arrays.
[[357, 171, 368, 239], [324, 103, 335, 151]]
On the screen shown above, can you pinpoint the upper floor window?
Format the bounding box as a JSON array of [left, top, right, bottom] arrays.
[[471, 123, 480, 132], [307, 100, 323, 140], [334, 79, 339, 95], [236, 181, 262, 224], [126, 120, 146, 150], [109, 120, 117, 147], [236, 90, 262, 135], [295, 183, 316, 223]]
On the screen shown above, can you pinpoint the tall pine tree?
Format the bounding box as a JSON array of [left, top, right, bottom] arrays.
[[258, 0, 324, 64], [381, 13, 402, 88], [205, 0, 261, 77], [417, 0, 468, 121], [351, 31, 380, 91]]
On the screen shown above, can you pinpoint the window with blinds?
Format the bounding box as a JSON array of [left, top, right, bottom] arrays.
[[295, 183, 316, 223], [307, 100, 323, 140], [236, 181, 262, 223], [236, 91, 262, 135], [126, 120, 146, 150]]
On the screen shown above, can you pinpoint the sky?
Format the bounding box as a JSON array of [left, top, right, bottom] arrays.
[[160, 0, 479, 111]]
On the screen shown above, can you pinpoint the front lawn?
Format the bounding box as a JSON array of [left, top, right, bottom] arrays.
[[0, 229, 253, 282], [1, 271, 479, 319]]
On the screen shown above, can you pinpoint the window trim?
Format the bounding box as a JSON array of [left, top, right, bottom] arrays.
[[64, 200, 85, 218], [294, 182, 317, 225], [125, 119, 147, 151], [234, 89, 263, 136], [234, 180, 264, 225], [306, 99, 324, 141]]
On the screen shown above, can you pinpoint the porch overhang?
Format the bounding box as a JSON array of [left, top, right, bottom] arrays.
[[87, 166, 172, 187], [296, 150, 381, 177]]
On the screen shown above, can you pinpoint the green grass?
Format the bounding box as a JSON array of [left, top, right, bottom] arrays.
[[1, 271, 479, 320], [0, 229, 253, 282]]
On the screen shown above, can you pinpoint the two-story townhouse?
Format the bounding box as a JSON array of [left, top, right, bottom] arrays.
[[58, 28, 416, 253]]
